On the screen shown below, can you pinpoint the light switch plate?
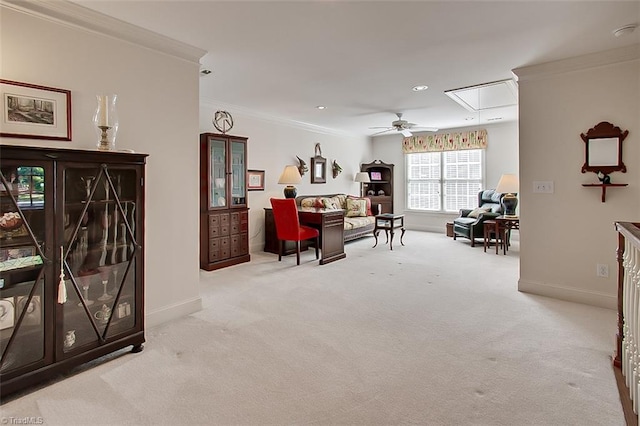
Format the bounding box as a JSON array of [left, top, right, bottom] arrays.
[[533, 181, 554, 193]]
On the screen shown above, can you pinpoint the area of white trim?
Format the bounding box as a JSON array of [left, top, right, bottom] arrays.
[[518, 279, 616, 310], [0, 0, 207, 64], [145, 297, 203, 329], [513, 44, 640, 81], [200, 96, 360, 138]]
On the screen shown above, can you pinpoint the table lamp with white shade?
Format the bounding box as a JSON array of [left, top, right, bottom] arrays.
[[495, 173, 519, 217], [278, 165, 302, 198], [354, 172, 371, 196]]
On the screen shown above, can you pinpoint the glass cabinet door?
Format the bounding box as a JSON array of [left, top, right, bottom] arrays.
[[0, 163, 47, 374], [209, 139, 226, 208], [60, 165, 139, 354], [230, 140, 246, 206]]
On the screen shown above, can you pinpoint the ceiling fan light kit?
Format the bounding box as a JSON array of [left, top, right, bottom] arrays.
[[370, 112, 438, 137]]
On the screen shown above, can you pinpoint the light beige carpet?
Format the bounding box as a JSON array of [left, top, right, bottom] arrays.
[[1, 231, 624, 425]]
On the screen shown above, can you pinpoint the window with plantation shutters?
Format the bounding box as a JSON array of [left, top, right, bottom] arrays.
[[406, 149, 484, 212]]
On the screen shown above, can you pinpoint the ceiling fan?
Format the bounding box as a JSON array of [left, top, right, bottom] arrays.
[[369, 112, 438, 137]]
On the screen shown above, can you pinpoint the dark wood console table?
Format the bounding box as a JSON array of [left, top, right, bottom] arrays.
[[264, 207, 346, 265]]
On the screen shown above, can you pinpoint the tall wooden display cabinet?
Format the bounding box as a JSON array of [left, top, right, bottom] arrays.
[[199, 133, 250, 271]]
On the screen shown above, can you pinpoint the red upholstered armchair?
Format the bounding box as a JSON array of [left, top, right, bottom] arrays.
[[269, 198, 319, 265]]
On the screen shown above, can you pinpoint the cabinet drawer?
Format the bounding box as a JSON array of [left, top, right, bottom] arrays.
[[209, 237, 231, 262], [220, 237, 230, 259], [209, 214, 219, 228], [230, 212, 240, 224], [230, 233, 249, 257]]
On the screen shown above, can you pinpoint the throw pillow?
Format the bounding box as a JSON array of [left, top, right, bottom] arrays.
[[322, 197, 341, 210], [467, 207, 490, 218], [348, 195, 373, 216], [346, 198, 367, 217]]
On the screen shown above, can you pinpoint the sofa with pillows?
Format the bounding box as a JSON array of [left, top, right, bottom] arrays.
[[295, 194, 376, 242]]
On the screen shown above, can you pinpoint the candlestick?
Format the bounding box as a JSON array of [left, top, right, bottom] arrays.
[[93, 94, 119, 150]]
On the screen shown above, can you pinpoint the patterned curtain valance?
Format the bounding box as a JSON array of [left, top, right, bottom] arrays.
[[402, 129, 488, 153]]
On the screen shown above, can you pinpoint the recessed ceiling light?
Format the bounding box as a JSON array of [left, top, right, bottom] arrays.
[[316, 105, 326, 110], [613, 24, 637, 37], [412, 85, 429, 92]]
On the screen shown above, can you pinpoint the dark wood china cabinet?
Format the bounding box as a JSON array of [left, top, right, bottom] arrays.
[[199, 133, 250, 271], [0, 145, 146, 398]]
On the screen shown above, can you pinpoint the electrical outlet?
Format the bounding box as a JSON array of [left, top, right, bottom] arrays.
[[533, 181, 554, 193], [597, 264, 609, 278]]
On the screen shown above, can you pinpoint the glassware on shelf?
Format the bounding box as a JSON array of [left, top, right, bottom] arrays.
[[97, 265, 113, 301], [77, 274, 94, 307]]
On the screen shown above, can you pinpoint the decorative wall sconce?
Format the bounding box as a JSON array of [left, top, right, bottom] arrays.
[[296, 156, 308, 176], [332, 160, 342, 178]]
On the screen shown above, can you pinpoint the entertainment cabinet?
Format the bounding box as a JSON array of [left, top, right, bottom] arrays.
[[199, 133, 250, 271], [0, 145, 147, 398]]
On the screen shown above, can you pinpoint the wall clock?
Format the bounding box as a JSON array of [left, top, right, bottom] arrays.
[[213, 110, 234, 134]]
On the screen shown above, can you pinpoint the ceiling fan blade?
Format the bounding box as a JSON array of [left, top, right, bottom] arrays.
[[371, 128, 395, 136], [410, 126, 439, 132], [368, 126, 394, 129], [401, 129, 413, 137]]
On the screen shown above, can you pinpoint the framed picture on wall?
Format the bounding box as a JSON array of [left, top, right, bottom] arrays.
[[247, 169, 265, 191], [0, 79, 72, 141], [311, 156, 326, 184]]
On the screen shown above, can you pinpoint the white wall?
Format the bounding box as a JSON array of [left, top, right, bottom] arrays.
[[199, 102, 372, 253], [371, 122, 519, 233], [515, 46, 640, 309], [0, 5, 204, 326]]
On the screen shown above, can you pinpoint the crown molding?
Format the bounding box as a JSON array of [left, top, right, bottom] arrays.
[[200, 96, 360, 138], [0, 0, 207, 64], [513, 44, 640, 82]]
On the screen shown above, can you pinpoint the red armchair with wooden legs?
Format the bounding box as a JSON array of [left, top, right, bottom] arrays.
[[269, 198, 319, 265]]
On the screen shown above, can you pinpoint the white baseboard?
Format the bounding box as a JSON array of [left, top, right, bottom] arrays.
[[145, 296, 203, 329], [518, 279, 616, 310]]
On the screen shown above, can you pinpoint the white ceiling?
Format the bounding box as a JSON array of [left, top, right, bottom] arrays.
[[71, 0, 640, 137]]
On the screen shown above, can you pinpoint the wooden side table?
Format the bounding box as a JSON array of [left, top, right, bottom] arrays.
[[483, 220, 499, 253], [373, 214, 405, 250], [495, 216, 519, 255]]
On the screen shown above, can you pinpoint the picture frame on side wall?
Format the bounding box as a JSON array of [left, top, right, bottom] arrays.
[[247, 169, 265, 191], [0, 79, 72, 141]]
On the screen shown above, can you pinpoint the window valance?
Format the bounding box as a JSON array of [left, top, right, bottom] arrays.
[[402, 129, 488, 153]]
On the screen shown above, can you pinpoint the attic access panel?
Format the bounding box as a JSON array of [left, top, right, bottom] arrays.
[[445, 79, 518, 112]]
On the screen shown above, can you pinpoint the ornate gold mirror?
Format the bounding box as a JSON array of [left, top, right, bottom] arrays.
[[580, 121, 628, 175]]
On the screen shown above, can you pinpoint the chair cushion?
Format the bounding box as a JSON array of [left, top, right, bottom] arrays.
[[299, 225, 319, 239], [454, 217, 477, 226], [468, 207, 490, 218], [480, 202, 502, 213]]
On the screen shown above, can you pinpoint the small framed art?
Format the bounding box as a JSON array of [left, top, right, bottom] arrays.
[[0, 79, 72, 141], [247, 169, 265, 191]]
